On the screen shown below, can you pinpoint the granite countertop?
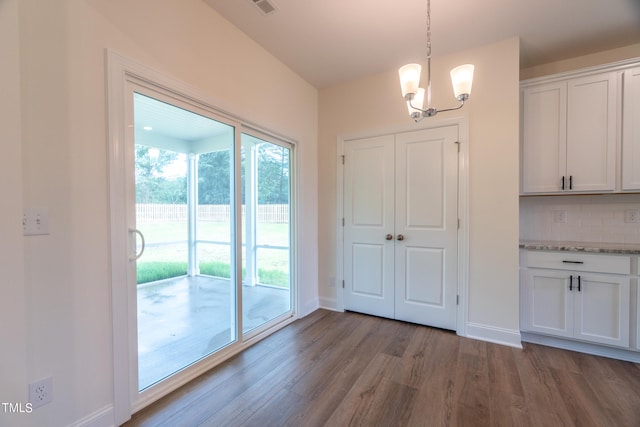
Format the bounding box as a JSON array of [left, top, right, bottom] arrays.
[[520, 240, 640, 255]]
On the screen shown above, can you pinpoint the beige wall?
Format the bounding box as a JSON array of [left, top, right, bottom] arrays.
[[318, 38, 521, 339], [0, 0, 28, 424], [521, 43, 640, 80], [13, 0, 318, 425]]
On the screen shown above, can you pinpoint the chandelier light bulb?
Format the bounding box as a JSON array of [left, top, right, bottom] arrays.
[[399, 63, 422, 99], [407, 87, 425, 116], [450, 64, 475, 101]]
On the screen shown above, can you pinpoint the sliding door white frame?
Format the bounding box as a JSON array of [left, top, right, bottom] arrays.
[[106, 50, 298, 424]]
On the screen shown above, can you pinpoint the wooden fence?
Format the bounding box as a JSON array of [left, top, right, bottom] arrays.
[[136, 204, 289, 224]]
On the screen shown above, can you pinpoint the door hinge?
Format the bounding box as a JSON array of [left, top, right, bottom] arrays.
[[342, 280, 345, 289], [457, 218, 460, 229], [456, 295, 460, 305], [342, 218, 345, 226], [455, 141, 461, 152], [341, 155, 345, 165]]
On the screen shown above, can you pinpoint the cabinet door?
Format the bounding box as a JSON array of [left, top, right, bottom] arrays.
[[622, 67, 640, 190], [566, 73, 617, 192], [521, 82, 567, 193], [574, 274, 630, 347], [525, 269, 573, 338]]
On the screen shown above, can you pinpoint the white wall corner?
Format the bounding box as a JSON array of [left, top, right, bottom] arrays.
[[300, 298, 320, 317], [465, 322, 523, 349]]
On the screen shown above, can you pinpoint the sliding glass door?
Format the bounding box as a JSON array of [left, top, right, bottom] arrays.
[[133, 92, 238, 390], [241, 134, 292, 334], [122, 86, 295, 410]]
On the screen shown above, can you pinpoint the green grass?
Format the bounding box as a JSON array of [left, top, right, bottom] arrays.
[[135, 221, 290, 287], [137, 260, 289, 288], [137, 262, 187, 284]]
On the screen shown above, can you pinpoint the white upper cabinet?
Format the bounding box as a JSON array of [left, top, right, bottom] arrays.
[[521, 82, 567, 193], [521, 71, 618, 194], [622, 66, 640, 190], [565, 73, 617, 192]]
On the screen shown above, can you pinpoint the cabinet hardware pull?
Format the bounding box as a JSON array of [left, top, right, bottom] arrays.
[[562, 260, 584, 264], [397, 234, 405, 241], [577, 275, 581, 292], [385, 234, 393, 241], [569, 175, 573, 190], [569, 275, 573, 291], [561, 176, 565, 190]]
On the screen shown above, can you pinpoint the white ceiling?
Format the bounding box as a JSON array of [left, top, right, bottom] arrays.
[[203, 0, 640, 88]]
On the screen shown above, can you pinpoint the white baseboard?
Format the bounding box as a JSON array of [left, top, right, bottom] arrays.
[[318, 297, 338, 311], [465, 322, 523, 349], [70, 404, 114, 427], [521, 332, 640, 363], [300, 298, 319, 317]]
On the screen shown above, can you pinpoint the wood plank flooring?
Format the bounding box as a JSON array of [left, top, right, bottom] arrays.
[[124, 309, 640, 427]]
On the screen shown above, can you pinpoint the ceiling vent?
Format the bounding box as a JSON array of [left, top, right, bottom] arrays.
[[250, 0, 278, 16]]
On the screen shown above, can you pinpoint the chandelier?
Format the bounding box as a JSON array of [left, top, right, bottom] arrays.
[[398, 0, 474, 122]]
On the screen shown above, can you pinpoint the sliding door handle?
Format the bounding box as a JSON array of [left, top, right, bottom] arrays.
[[129, 228, 145, 261]]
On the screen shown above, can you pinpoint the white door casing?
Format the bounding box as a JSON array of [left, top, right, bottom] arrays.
[[342, 125, 459, 330]]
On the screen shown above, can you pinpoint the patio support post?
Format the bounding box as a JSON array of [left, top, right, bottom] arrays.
[[243, 139, 258, 287], [187, 153, 199, 276]]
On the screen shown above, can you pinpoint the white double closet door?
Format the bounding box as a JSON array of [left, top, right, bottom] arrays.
[[343, 125, 459, 330]]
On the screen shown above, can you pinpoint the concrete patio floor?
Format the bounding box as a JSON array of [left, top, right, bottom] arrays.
[[137, 275, 291, 390]]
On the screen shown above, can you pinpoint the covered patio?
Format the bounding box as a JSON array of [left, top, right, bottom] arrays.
[[137, 275, 291, 390], [133, 93, 293, 390]]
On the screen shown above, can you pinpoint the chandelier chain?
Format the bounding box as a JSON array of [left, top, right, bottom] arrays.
[[426, 0, 431, 59]]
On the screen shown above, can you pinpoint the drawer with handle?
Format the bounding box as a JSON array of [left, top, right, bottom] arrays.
[[526, 250, 631, 275]]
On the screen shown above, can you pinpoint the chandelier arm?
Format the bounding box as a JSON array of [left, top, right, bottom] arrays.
[[407, 98, 437, 115], [433, 99, 465, 114], [407, 98, 464, 115]]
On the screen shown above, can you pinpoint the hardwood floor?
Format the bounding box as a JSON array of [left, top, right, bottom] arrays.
[[124, 309, 640, 426]]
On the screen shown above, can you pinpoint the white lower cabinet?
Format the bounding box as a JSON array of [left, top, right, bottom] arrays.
[[523, 251, 631, 348]]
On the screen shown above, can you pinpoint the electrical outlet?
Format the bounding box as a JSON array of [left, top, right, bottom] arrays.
[[624, 209, 639, 224], [23, 209, 50, 236], [553, 210, 567, 223], [29, 377, 52, 409]]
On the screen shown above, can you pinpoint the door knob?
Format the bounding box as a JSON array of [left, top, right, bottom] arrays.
[[385, 234, 393, 240], [397, 234, 404, 241]]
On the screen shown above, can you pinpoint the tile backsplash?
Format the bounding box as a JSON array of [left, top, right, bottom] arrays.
[[520, 194, 640, 244]]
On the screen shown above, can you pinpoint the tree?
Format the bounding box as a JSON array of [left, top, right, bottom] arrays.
[[135, 145, 187, 204], [257, 143, 289, 204], [198, 149, 233, 205]]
